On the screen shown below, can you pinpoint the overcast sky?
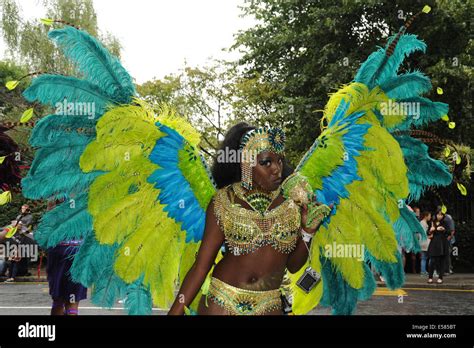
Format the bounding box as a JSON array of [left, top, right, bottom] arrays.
[[0, 0, 256, 83]]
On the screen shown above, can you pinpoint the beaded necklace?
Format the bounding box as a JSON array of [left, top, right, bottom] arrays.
[[231, 183, 281, 215]]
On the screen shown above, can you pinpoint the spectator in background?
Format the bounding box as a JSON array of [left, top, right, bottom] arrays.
[[2, 204, 33, 282], [427, 208, 449, 284], [441, 208, 456, 275], [4, 246, 21, 282], [418, 211, 432, 276], [45, 200, 87, 315], [1, 204, 33, 241], [413, 206, 421, 219], [14, 204, 33, 234], [405, 205, 420, 273]]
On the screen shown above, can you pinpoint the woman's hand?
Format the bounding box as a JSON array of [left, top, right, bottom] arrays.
[[301, 204, 317, 234], [301, 202, 334, 235]]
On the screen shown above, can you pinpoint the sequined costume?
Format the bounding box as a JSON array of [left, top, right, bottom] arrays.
[[207, 277, 282, 315], [214, 183, 301, 256]]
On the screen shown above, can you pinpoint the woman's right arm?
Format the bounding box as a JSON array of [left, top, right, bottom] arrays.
[[168, 200, 224, 315]]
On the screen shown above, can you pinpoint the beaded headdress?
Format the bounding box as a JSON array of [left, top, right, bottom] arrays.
[[239, 127, 286, 190]]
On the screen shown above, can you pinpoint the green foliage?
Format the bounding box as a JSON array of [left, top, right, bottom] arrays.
[[0, 60, 36, 162], [232, 0, 473, 165], [137, 63, 233, 154], [453, 220, 474, 272], [0, 0, 122, 74], [0, 188, 46, 229]]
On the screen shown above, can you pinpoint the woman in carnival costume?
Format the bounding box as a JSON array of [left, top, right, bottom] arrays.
[[169, 123, 332, 315], [16, 6, 454, 315]]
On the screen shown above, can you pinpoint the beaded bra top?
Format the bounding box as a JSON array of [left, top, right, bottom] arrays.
[[213, 184, 301, 256]]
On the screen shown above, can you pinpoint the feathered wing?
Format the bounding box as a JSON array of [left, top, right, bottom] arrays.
[[291, 32, 452, 315], [79, 103, 216, 312], [21, 25, 216, 314]]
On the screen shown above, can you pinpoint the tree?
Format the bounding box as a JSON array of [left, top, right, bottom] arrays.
[[231, 0, 473, 165], [138, 62, 237, 156], [0, 61, 30, 146], [0, 0, 121, 74], [232, 0, 473, 270]]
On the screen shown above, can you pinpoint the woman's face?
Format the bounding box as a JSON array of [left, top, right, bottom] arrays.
[[436, 212, 444, 221], [252, 151, 283, 191]]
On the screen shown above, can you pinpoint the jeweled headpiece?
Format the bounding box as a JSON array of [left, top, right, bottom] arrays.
[[239, 127, 286, 190]]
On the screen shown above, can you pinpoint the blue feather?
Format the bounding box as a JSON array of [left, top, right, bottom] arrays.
[[315, 102, 370, 225], [147, 124, 206, 242]]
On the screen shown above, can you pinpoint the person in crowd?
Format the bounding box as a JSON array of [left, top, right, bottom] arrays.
[[427, 208, 449, 284], [2, 204, 34, 282], [441, 207, 456, 275], [418, 211, 432, 276], [45, 200, 87, 315], [4, 246, 21, 282]]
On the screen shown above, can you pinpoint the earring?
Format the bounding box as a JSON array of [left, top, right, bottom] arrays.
[[241, 161, 253, 190]]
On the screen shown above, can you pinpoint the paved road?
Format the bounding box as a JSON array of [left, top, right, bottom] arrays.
[[0, 282, 473, 315]]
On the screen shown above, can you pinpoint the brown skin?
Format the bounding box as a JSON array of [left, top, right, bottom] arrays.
[[168, 151, 323, 315]]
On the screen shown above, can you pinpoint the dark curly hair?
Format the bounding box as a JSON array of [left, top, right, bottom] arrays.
[[211, 122, 294, 189]]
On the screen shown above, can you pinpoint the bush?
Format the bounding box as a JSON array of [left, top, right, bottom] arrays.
[[452, 220, 474, 272]]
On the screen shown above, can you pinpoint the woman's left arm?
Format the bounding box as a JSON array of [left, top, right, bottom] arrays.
[[286, 204, 320, 274], [287, 234, 313, 274]]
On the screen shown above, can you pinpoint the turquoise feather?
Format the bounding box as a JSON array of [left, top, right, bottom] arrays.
[[29, 114, 96, 148], [395, 135, 452, 202], [23, 74, 113, 114], [33, 193, 92, 248], [48, 26, 135, 104], [365, 251, 405, 290], [91, 271, 128, 309], [29, 146, 85, 173], [69, 233, 115, 286], [320, 257, 376, 315], [124, 279, 154, 315], [21, 25, 141, 314], [355, 34, 427, 88], [391, 97, 448, 131], [22, 170, 99, 201], [380, 70, 432, 99], [393, 204, 426, 253]]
